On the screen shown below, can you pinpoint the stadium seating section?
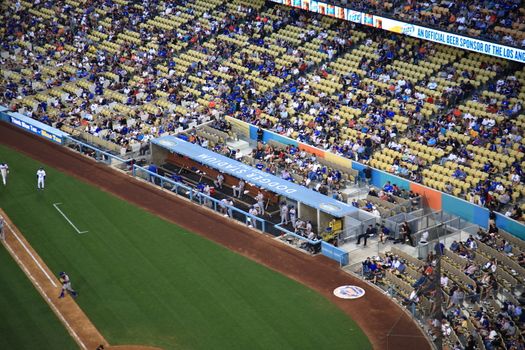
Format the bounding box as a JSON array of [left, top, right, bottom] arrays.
[[332, 0, 525, 49], [3, 2, 525, 347], [363, 224, 525, 349], [0, 0, 524, 225]]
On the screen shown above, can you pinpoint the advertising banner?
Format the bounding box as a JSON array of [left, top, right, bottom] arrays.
[[334, 6, 345, 20], [317, 1, 327, 15], [9, 113, 66, 144], [270, 0, 525, 63], [409, 25, 525, 62], [326, 4, 335, 17], [362, 13, 374, 26], [301, 0, 311, 11], [373, 16, 416, 34], [345, 9, 362, 24], [310, 0, 318, 12]]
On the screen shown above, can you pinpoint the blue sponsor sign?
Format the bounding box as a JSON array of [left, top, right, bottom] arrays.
[[272, 0, 525, 64], [410, 26, 525, 62], [9, 113, 67, 144], [345, 9, 362, 23], [321, 241, 349, 265]]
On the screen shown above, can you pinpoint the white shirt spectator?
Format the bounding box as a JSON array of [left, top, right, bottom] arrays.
[[440, 276, 449, 288], [442, 321, 452, 336], [392, 259, 401, 270], [427, 80, 438, 90], [408, 290, 419, 302], [482, 118, 496, 128]]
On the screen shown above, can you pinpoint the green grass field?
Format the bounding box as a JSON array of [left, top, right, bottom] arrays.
[[0, 245, 78, 349], [0, 144, 371, 350]]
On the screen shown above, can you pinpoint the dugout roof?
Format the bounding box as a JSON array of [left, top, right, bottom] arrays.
[[152, 135, 358, 217]]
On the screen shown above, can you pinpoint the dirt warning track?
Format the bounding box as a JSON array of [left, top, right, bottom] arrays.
[[0, 122, 432, 350]]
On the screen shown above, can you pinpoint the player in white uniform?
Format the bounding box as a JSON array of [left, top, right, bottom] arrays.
[[220, 198, 229, 216], [214, 173, 225, 189], [0, 163, 8, 186], [289, 206, 297, 228], [255, 191, 265, 215], [247, 206, 258, 228], [280, 203, 289, 225], [232, 179, 245, 198], [37, 167, 46, 190], [58, 272, 78, 298], [227, 199, 234, 218]]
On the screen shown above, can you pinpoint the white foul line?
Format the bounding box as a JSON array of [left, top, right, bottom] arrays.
[[4, 220, 57, 287], [2, 240, 87, 350], [53, 203, 88, 234]]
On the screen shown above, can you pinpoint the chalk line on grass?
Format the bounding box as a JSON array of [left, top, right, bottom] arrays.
[[53, 203, 88, 234], [1, 237, 87, 350], [4, 220, 57, 287]]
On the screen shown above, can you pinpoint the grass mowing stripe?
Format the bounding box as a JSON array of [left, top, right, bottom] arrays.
[[0, 144, 371, 350]]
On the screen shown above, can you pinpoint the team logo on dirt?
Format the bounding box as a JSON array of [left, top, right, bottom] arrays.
[[333, 285, 365, 299]]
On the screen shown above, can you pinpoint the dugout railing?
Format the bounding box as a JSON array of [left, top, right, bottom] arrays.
[[274, 224, 349, 266], [274, 224, 322, 251], [132, 165, 267, 233], [63, 136, 133, 171]]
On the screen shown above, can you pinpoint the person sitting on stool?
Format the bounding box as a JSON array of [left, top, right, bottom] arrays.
[[305, 220, 313, 237], [357, 225, 375, 246], [379, 224, 390, 244], [295, 218, 305, 235], [232, 179, 245, 198], [214, 172, 225, 189]]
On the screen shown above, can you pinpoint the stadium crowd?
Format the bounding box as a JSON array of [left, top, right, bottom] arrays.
[[2, 1, 525, 346], [332, 0, 525, 48], [362, 219, 525, 349], [393, 0, 525, 48], [0, 0, 524, 224]]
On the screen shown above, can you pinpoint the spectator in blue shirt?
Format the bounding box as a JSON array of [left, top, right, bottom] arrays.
[[147, 163, 158, 183], [452, 167, 466, 180], [379, 224, 390, 243], [503, 240, 513, 255], [396, 260, 407, 275], [362, 257, 371, 274]]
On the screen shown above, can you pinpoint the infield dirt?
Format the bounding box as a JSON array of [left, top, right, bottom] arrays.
[[0, 122, 432, 350]]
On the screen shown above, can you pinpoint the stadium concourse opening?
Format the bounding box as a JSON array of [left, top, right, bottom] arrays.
[[148, 136, 370, 254]]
